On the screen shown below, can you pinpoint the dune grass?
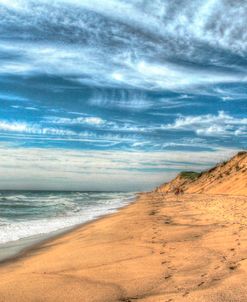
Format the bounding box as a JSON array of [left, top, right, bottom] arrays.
[[180, 171, 201, 181]]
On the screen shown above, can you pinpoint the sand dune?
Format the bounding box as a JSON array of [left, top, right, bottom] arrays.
[[0, 152, 246, 301], [157, 151, 247, 195]]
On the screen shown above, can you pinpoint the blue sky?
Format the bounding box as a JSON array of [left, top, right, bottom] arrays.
[[0, 0, 246, 191]]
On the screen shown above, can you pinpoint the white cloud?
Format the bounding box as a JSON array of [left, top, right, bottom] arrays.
[[49, 116, 105, 126], [165, 111, 247, 137], [0, 120, 75, 136], [0, 0, 22, 9], [25, 107, 39, 111]]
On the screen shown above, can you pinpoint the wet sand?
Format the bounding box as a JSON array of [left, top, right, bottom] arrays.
[[1, 192, 247, 302]]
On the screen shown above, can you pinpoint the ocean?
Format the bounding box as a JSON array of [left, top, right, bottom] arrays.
[[0, 191, 135, 251]]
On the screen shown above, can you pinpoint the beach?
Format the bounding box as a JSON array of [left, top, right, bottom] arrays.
[[0, 1, 246, 301], [1, 191, 247, 302]]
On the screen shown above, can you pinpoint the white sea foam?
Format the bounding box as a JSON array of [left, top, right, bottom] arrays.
[[0, 192, 135, 245]]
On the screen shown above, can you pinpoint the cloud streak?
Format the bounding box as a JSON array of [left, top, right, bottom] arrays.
[[0, 144, 238, 191]]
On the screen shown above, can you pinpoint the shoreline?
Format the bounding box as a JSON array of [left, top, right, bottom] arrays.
[[1, 191, 247, 301], [0, 193, 140, 265]]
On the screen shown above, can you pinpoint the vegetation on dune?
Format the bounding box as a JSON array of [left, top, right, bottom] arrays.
[[179, 151, 247, 183], [156, 151, 246, 194], [180, 171, 201, 181], [237, 151, 247, 156]]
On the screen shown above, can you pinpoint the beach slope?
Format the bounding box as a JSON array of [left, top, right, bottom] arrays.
[[0, 153, 247, 302]]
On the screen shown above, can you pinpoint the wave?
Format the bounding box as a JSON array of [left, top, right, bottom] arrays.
[[0, 191, 135, 244]]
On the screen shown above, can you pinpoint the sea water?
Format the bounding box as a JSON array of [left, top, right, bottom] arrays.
[[0, 191, 135, 260]]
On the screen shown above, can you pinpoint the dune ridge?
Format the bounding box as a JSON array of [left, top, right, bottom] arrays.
[[156, 151, 247, 195]]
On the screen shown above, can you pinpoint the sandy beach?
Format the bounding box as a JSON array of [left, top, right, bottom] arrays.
[[1, 191, 247, 302]]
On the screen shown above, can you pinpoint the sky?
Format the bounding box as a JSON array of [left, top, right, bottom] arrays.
[[0, 0, 246, 191]]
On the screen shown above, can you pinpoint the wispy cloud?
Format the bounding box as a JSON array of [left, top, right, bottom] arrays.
[[0, 120, 75, 136], [45, 116, 148, 133], [0, 93, 28, 102], [0, 119, 144, 148], [165, 111, 247, 137], [48, 116, 105, 126], [0, 1, 247, 91]]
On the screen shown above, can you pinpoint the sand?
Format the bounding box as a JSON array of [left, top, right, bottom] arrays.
[[1, 192, 247, 302]]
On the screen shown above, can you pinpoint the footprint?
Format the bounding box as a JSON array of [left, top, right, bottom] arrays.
[[212, 278, 221, 282], [164, 274, 172, 280], [168, 266, 176, 271], [229, 265, 237, 271]]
